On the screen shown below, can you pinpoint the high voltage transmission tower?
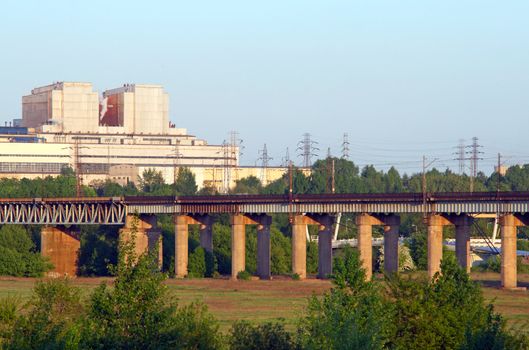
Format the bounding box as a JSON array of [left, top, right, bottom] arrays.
[[297, 133, 318, 167], [466, 136, 483, 192], [453, 139, 466, 175], [281, 147, 290, 167], [341, 132, 350, 160], [220, 131, 243, 193], [257, 143, 273, 185]]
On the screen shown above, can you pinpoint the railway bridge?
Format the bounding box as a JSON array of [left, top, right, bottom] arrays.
[[1, 192, 528, 289]]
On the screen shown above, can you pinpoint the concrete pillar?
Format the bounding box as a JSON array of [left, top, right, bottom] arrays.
[[231, 214, 246, 279], [427, 215, 445, 279], [175, 215, 190, 278], [199, 222, 213, 253], [41, 226, 80, 277], [257, 223, 271, 280], [501, 214, 518, 289], [292, 215, 307, 279], [454, 216, 472, 273], [383, 215, 400, 274], [356, 214, 373, 280], [120, 215, 162, 267], [317, 215, 333, 279]]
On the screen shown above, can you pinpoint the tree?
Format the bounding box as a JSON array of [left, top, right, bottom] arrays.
[[232, 176, 262, 194], [82, 216, 222, 349], [299, 248, 392, 349], [4, 278, 83, 349], [188, 247, 207, 278], [138, 168, 166, 194], [174, 167, 197, 195], [0, 226, 52, 277], [386, 255, 520, 349]]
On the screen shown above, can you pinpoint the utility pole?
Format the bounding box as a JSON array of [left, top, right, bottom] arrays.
[[171, 140, 182, 196], [74, 138, 81, 197], [288, 160, 293, 223], [331, 159, 335, 193], [326, 148, 332, 193], [422, 155, 437, 223], [497, 153, 501, 195]]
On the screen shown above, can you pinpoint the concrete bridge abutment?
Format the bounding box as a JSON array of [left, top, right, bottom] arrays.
[[41, 226, 80, 277], [119, 214, 162, 267]]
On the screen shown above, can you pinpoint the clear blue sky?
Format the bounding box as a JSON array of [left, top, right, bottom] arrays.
[[1, 1, 528, 174]]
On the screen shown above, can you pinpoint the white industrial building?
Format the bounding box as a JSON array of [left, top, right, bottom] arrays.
[[0, 82, 290, 191]]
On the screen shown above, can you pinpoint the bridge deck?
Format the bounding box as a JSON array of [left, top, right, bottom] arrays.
[[0, 192, 528, 225]]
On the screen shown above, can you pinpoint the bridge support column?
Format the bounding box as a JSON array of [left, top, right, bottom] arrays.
[[174, 214, 214, 278], [175, 215, 191, 278], [231, 214, 247, 279], [427, 214, 450, 279], [199, 216, 214, 253], [255, 215, 272, 280], [356, 214, 377, 280], [316, 215, 334, 279], [120, 214, 162, 267], [292, 215, 308, 279], [41, 226, 80, 277], [454, 216, 473, 273], [500, 214, 522, 290], [383, 215, 400, 274]]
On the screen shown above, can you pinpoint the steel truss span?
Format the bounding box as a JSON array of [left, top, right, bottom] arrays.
[[1, 192, 529, 224]]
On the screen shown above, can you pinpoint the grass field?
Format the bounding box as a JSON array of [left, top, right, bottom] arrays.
[[1, 273, 528, 332]]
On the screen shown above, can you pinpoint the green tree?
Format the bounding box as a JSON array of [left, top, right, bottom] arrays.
[[82, 216, 222, 349], [387, 255, 518, 349], [174, 167, 198, 195], [138, 168, 168, 194], [188, 247, 207, 278], [5, 279, 83, 349], [0, 226, 52, 277], [232, 176, 262, 194], [299, 248, 392, 349]]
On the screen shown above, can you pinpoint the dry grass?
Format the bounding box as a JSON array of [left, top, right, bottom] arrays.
[[1, 273, 528, 331]]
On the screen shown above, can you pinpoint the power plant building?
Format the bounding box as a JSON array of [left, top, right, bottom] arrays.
[[1, 82, 290, 190]]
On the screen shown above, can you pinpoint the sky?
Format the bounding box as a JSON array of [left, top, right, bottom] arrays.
[[0, 1, 528, 174]]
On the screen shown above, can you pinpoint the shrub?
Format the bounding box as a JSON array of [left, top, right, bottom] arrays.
[[229, 321, 295, 350], [188, 247, 207, 278], [4, 278, 83, 349], [0, 296, 20, 346], [237, 270, 252, 280]]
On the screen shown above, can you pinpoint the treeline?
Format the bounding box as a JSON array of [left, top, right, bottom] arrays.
[[0, 236, 527, 349]]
